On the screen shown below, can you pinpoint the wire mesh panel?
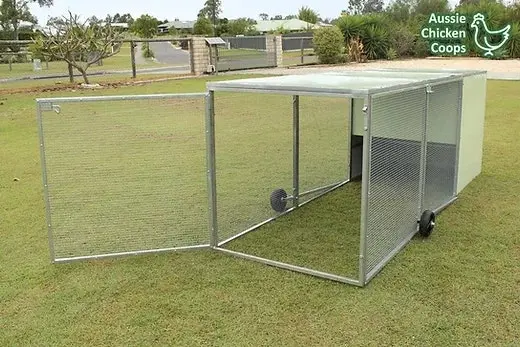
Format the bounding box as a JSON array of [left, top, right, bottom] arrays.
[[215, 93, 360, 279], [365, 87, 427, 277], [213, 92, 293, 244], [423, 81, 462, 211], [37, 95, 208, 262], [298, 96, 350, 201]]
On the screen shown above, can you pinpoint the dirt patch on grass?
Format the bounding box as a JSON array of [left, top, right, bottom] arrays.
[[0, 74, 196, 96]]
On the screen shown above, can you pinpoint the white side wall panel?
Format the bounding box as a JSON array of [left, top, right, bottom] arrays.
[[456, 73, 487, 194]]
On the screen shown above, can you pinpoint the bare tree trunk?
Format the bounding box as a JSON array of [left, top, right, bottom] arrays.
[[68, 63, 74, 83], [78, 68, 90, 84]]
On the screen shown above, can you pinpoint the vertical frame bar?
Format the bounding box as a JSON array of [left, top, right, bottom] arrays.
[[292, 95, 300, 208], [36, 102, 55, 263], [205, 91, 218, 247], [358, 96, 372, 286], [453, 79, 464, 196], [348, 98, 354, 180], [418, 86, 431, 216]]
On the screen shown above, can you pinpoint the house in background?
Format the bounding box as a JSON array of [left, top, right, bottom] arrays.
[[254, 19, 321, 34], [158, 19, 195, 34]]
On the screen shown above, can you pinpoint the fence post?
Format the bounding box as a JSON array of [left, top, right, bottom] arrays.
[[130, 41, 137, 78], [9, 56, 12, 71], [300, 38, 304, 65]]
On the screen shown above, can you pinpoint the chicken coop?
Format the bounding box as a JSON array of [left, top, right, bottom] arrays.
[[37, 68, 487, 287], [204, 68, 487, 286]]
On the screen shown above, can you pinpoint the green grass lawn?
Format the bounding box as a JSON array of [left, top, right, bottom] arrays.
[[1, 75, 519, 346], [0, 43, 164, 80]]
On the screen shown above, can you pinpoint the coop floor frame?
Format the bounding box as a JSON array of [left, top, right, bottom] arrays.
[[37, 69, 483, 287]]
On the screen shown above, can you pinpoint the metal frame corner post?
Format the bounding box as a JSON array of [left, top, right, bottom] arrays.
[[358, 96, 372, 286], [205, 91, 218, 247], [36, 101, 55, 263], [292, 95, 300, 208], [453, 79, 464, 197], [418, 85, 432, 216]]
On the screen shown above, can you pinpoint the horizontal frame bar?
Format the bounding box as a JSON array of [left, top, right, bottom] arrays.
[[218, 179, 350, 247], [215, 247, 362, 286], [207, 86, 368, 99], [53, 244, 210, 264], [36, 93, 207, 103], [433, 196, 458, 215], [283, 179, 348, 201]]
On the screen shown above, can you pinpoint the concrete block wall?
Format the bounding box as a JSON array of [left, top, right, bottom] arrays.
[[265, 35, 283, 67], [190, 37, 211, 75]]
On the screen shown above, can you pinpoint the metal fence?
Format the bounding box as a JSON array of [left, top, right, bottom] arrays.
[[216, 36, 276, 72], [282, 36, 316, 66]]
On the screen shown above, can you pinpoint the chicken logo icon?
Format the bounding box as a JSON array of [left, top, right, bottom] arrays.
[[470, 13, 511, 57]]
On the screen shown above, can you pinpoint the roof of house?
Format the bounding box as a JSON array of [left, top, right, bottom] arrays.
[[158, 20, 195, 30], [254, 19, 319, 32]]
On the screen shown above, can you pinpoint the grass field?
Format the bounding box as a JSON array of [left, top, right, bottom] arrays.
[[1, 75, 519, 346], [0, 43, 163, 80]]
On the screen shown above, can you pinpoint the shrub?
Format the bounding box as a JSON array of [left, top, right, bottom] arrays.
[[336, 13, 392, 60], [390, 26, 416, 58], [313, 26, 345, 64], [336, 15, 365, 44], [507, 23, 520, 58], [387, 47, 398, 60], [413, 37, 430, 58], [141, 43, 155, 58], [346, 37, 365, 63], [362, 25, 391, 60]]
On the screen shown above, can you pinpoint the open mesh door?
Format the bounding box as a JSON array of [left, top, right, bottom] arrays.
[[364, 87, 427, 281], [423, 81, 462, 211], [37, 94, 209, 262]]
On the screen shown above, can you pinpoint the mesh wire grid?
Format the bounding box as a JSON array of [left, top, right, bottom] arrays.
[[298, 96, 350, 201], [365, 87, 427, 275], [215, 92, 360, 278], [213, 92, 293, 243], [423, 81, 462, 212], [39, 96, 208, 261]]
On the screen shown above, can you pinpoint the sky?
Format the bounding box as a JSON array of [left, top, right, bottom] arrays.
[[29, 0, 461, 25]]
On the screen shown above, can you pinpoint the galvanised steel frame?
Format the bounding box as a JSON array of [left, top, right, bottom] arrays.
[[37, 71, 473, 287]]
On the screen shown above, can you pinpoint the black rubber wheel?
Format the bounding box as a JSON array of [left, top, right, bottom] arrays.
[[270, 188, 288, 213], [418, 210, 436, 237]]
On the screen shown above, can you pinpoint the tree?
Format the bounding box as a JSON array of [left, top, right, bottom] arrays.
[[413, 0, 451, 16], [347, 0, 365, 15], [284, 15, 298, 19], [193, 16, 213, 35], [298, 6, 319, 24], [33, 12, 123, 84], [259, 13, 269, 20], [385, 0, 413, 22], [271, 15, 283, 20], [198, 0, 221, 28], [0, 0, 52, 39], [228, 18, 256, 35], [131, 14, 159, 38], [363, 0, 384, 13]]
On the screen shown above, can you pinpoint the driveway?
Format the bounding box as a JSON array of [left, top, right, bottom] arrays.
[[149, 41, 190, 68], [228, 57, 520, 80]]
